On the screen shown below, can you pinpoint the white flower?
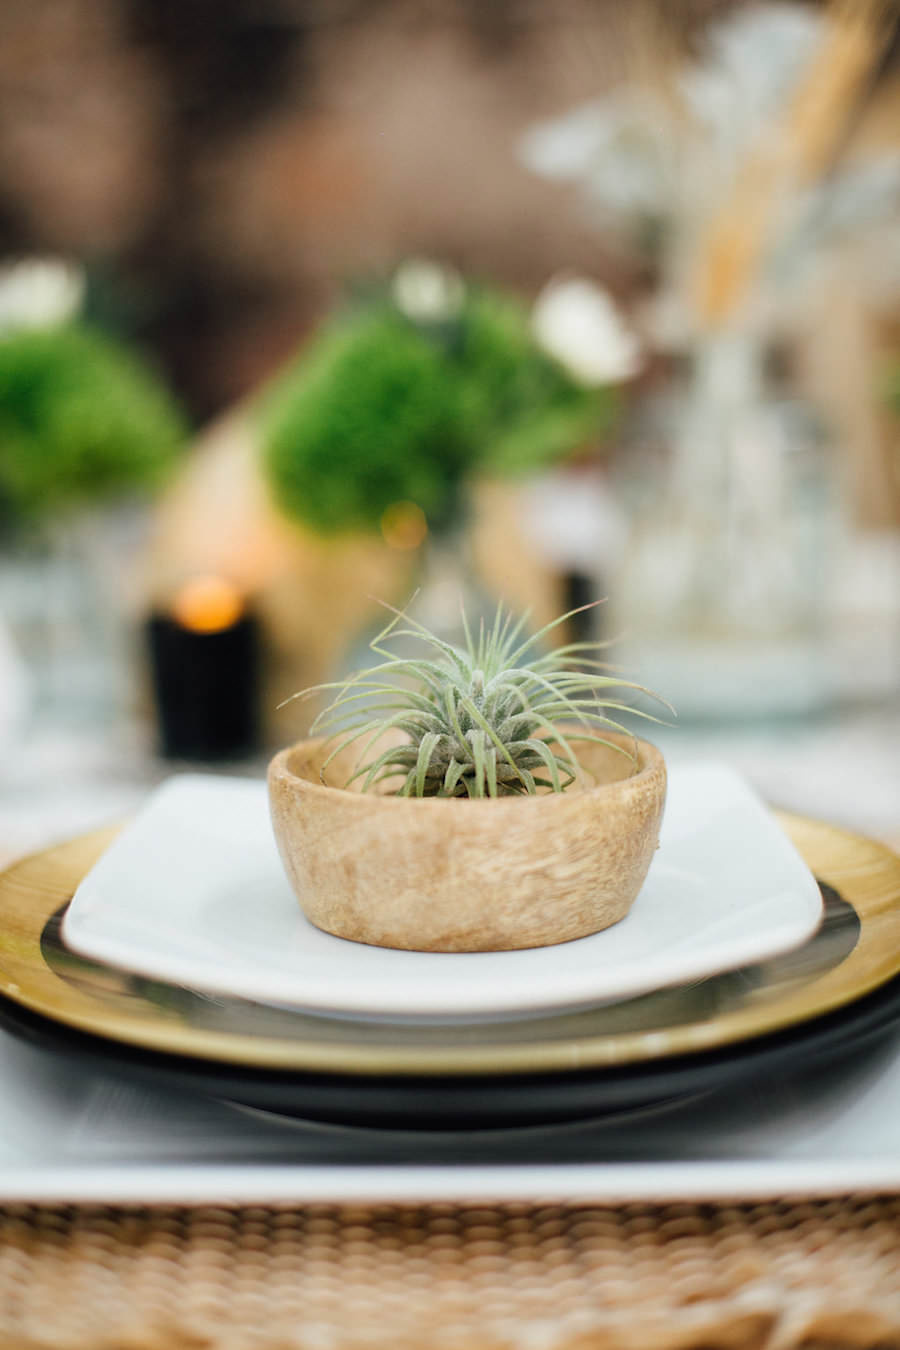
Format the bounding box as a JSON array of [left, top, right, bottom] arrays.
[[532, 277, 642, 385], [0, 258, 85, 334], [391, 258, 465, 323], [519, 93, 672, 218]]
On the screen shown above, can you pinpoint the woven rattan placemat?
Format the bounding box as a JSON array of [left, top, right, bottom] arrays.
[[0, 1196, 898, 1349]]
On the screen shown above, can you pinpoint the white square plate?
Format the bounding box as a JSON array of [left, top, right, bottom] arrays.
[[62, 764, 823, 1020]]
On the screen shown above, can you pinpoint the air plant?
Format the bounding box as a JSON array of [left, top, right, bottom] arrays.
[[289, 602, 667, 799]]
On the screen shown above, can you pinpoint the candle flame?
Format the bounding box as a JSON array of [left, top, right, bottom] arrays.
[[172, 575, 244, 634]]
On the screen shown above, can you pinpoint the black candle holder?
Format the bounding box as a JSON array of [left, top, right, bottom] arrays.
[[146, 610, 260, 761]]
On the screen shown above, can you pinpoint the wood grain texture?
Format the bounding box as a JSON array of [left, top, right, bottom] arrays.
[[268, 733, 668, 951]]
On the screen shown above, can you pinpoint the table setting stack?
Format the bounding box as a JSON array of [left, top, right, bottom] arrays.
[[0, 602, 899, 1349]]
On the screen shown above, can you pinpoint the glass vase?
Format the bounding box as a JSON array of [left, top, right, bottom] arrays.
[[611, 331, 836, 721], [0, 506, 147, 735]]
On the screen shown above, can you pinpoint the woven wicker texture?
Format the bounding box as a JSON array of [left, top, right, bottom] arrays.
[[0, 1198, 899, 1349]]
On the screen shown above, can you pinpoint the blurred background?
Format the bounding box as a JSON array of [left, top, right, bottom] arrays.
[[1, 0, 899, 857]]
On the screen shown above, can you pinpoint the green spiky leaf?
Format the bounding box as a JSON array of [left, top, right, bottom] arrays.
[[289, 602, 671, 798]]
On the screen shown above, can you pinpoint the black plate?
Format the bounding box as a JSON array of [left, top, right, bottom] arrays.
[[2, 931, 900, 1130]]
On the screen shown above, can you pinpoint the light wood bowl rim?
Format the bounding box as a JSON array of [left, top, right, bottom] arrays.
[[268, 730, 666, 809]]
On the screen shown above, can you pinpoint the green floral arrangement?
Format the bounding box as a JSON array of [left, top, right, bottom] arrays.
[[455, 287, 615, 476], [293, 601, 664, 798], [0, 323, 186, 532], [262, 276, 615, 537], [263, 307, 472, 536]]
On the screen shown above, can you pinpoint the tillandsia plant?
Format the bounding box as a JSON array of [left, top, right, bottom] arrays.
[[290, 602, 667, 799]]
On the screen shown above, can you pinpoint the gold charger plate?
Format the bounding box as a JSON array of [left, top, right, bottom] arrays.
[[0, 812, 897, 1078], [2, 813, 900, 1127]]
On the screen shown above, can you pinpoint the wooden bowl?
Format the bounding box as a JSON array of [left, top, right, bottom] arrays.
[[268, 732, 667, 953]]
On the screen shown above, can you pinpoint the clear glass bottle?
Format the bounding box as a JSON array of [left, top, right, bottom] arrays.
[[611, 330, 836, 721]]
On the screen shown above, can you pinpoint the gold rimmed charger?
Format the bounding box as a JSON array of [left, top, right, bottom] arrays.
[[0, 814, 897, 1078]]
